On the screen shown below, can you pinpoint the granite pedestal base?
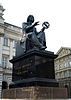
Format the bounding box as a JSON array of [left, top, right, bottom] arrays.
[[2, 86, 68, 99], [2, 49, 68, 99]]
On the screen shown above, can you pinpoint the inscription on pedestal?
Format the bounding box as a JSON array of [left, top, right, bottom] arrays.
[[12, 54, 55, 82]]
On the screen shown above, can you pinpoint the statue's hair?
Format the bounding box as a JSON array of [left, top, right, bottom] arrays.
[[27, 15, 34, 23]]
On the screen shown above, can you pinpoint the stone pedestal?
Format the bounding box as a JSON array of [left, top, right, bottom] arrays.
[[2, 49, 68, 99], [9, 49, 58, 88], [2, 86, 67, 99]]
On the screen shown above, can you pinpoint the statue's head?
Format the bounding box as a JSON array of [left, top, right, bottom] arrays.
[[27, 15, 34, 24]]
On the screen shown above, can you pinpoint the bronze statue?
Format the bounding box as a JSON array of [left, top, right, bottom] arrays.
[[21, 15, 50, 52]]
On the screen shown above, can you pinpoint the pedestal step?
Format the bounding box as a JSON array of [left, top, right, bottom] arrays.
[[2, 86, 67, 99]]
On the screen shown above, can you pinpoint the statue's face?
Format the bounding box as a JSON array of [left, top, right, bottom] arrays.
[[27, 15, 34, 24]]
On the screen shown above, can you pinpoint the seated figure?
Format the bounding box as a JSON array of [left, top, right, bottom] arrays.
[[21, 15, 50, 52]]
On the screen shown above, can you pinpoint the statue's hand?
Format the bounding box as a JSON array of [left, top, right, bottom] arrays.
[[33, 21, 39, 26]]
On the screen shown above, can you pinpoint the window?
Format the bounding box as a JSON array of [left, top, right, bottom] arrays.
[[64, 62, 69, 67], [55, 73, 59, 79], [59, 64, 62, 69], [69, 71, 71, 77], [3, 38, 8, 46], [55, 64, 59, 71], [13, 40, 17, 48], [2, 56, 8, 68], [69, 61, 71, 66], [59, 72, 62, 78], [64, 71, 68, 77]]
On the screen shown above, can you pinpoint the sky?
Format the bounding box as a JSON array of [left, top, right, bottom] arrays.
[[1, 0, 71, 53]]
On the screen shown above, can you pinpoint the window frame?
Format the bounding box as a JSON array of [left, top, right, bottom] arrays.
[[2, 55, 8, 68], [3, 37, 8, 46]]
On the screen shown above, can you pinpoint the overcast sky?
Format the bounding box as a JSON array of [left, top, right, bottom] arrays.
[[1, 0, 71, 53]]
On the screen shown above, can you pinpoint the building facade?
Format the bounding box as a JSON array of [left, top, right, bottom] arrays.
[[0, 5, 22, 97], [55, 47, 71, 98]]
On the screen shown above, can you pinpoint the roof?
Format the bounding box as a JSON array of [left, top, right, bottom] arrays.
[[56, 46, 71, 55], [4, 22, 22, 29]]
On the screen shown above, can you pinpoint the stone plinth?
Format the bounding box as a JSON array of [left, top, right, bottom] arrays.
[[7, 49, 68, 99], [9, 49, 58, 88], [2, 86, 68, 99]]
